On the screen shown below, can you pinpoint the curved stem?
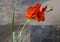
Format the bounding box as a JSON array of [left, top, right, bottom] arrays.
[[16, 19, 30, 42]]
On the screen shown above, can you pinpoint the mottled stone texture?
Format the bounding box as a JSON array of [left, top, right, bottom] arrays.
[[30, 25, 57, 42], [0, 25, 60, 42], [0, 0, 60, 25]]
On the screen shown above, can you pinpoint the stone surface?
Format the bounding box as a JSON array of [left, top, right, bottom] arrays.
[[0, 0, 60, 42], [0, 0, 60, 25], [0, 25, 60, 42]]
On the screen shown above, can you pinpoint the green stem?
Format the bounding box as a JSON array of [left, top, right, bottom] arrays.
[[12, 32, 15, 42], [16, 19, 30, 42], [12, 0, 18, 42], [12, 12, 15, 42]]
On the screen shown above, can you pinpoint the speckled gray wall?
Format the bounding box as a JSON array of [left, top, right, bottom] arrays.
[[0, 25, 60, 42], [0, 0, 60, 42], [0, 0, 60, 25]]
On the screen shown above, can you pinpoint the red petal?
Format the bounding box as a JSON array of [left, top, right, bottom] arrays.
[[41, 5, 47, 12]]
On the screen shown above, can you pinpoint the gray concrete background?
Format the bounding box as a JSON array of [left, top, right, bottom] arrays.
[[0, 0, 60, 25], [0, 25, 60, 42], [0, 0, 60, 42]]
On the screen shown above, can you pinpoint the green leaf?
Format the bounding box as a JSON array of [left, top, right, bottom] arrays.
[[12, 13, 14, 32]]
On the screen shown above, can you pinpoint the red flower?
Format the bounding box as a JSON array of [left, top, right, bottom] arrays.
[[25, 3, 47, 21]]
